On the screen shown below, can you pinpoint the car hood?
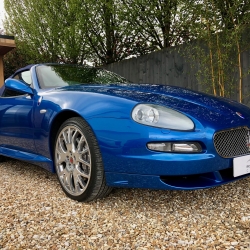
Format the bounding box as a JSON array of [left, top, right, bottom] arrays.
[[54, 83, 250, 130]]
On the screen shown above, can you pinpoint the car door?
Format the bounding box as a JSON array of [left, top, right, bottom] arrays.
[[0, 70, 36, 153]]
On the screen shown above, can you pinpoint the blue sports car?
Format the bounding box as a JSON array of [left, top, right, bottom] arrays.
[[1, 63, 250, 201]]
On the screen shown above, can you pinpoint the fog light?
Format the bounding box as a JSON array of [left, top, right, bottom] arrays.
[[172, 143, 202, 152], [147, 143, 172, 152], [147, 142, 202, 153]]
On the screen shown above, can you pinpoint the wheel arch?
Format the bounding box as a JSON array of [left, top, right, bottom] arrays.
[[51, 114, 112, 201], [49, 110, 82, 169]]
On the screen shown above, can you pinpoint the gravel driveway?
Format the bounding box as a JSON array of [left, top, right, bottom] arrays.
[[0, 159, 250, 249]]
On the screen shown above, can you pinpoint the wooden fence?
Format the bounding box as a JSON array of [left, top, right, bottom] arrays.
[[104, 47, 250, 106]]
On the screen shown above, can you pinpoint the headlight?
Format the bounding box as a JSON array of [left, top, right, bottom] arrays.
[[132, 104, 194, 130]]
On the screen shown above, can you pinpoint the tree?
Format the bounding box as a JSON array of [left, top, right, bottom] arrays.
[[3, 45, 33, 79], [4, 0, 197, 65], [82, 0, 155, 65], [4, 0, 158, 65], [4, 0, 91, 64], [120, 0, 198, 49], [182, 0, 250, 102]]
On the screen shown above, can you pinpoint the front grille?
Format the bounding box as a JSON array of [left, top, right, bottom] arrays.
[[214, 127, 250, 158]]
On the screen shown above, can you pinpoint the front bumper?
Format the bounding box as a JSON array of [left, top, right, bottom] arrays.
[[101, 149, 244, 189], [101, 151, 231, 176], [90, 117, 250, 189], [105, 167, 250, 190]]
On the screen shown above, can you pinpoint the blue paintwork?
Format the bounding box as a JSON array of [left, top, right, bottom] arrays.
[[5, 79, 33, 95], [1, 63, 250, 191]]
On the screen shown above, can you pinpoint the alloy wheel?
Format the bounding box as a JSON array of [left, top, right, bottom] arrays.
[[55, 125, 91, 196]]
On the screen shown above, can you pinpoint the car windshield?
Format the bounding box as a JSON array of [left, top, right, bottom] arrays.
[[36, 64, 128, 89]]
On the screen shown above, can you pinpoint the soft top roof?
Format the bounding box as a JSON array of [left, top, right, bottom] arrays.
[[9, 64, 35, 78]]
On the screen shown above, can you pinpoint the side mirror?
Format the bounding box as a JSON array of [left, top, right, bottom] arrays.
[[5, 79, 33, 95]]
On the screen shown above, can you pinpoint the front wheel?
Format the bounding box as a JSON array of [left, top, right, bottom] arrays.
[[54, 117, 112, 202]]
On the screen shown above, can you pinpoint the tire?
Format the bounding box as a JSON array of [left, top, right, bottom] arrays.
[[54, 117, 112, 202]]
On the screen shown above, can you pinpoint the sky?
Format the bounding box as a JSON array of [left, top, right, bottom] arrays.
[[0, 0, 5, 29]]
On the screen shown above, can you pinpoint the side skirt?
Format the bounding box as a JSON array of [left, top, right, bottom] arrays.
[[0, 146, 54, 172]]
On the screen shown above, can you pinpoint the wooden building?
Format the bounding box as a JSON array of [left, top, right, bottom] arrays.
[[0, 35, 16, 87]]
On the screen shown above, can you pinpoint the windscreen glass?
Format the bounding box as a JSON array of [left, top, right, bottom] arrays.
[[36, 65, 128, 89]]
